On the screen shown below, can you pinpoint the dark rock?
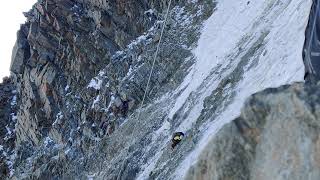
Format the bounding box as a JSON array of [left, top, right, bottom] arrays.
[[0, 77, 16, 178], [10, 25, 30, 74]]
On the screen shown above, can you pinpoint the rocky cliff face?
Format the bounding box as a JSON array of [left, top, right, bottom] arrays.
[[0, 0, 317, 179], [5, 0, 215, 179], [186, 82, 320, 180], [10, 0, 172, 147]]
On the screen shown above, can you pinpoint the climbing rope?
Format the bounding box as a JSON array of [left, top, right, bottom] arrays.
[[136, 0, 173, 122]]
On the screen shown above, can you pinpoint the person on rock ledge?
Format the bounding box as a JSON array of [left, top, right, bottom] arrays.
[[171, 132, 184, 149]]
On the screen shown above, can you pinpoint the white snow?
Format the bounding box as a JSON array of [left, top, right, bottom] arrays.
[[65, 85, 70, 92], [128, 34, 148, 49], [152, 120, 171, 142], [98, 71, 105, 76], [188, 0, 199, 4], [5, 125, 12, 136], [10, 95, 17, 106], [44, 137, 53, 147], [87, 71, 106, 90], [11, 113, 17, 121], [91, 95, 100, 109], [136, 149, 164, 180], [87, 173, 97, 180], [144, 9, 155, 15], [87, 78, 103, 90], [65, 148, 71, 155], [53, 112, 63, 126], [171, 0, 312, 179]]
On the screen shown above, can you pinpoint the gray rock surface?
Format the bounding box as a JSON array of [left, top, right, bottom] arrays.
[[186, 82, 320, 180], [3, 0, 215, 179]]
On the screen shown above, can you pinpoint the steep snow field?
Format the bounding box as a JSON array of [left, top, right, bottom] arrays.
[[172, 0, 312, 178], [135, 0, 312, 179]]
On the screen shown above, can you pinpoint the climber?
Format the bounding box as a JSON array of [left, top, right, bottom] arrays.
[[171, 132, 184, 149], [121, 100, 129, 117], [99, 118, 108, 136], [107, 121, 115, 135]]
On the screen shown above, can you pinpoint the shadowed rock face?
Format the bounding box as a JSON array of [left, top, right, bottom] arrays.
[[10, 0, 168, 147], [186, 82, 320, 180]]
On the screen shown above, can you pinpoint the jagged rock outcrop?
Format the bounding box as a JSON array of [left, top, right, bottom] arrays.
[[186, 82, 320, 180]]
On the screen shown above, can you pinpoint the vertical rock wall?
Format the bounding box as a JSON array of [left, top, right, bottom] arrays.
[[10, 0, 168, 146]]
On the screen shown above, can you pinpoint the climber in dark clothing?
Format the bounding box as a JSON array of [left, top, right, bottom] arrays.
[[121, 100, 129, 117], [171, 132, 184, 149]]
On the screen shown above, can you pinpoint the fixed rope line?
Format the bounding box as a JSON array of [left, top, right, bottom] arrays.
[[136, 0, 173, 122]]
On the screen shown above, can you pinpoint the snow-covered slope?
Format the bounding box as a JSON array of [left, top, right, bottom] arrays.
[[135, 0, 312, 179]]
